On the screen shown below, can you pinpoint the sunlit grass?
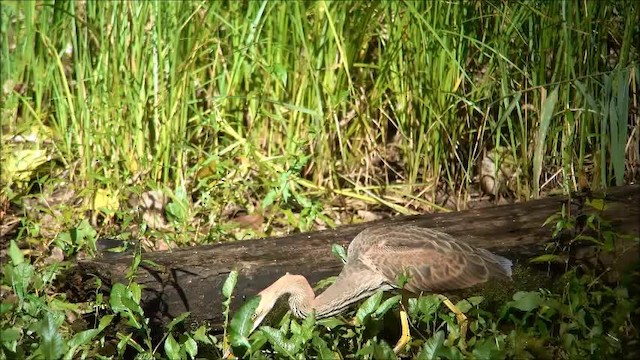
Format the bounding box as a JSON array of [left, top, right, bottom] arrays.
[[2, 1, 637, 226]]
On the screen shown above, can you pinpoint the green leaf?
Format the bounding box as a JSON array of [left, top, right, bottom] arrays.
[[222, 270, 238, 300], [129, 282, 143, 304], [11, 263, 34, 299], [117, 333, 132, 356], [374, 295, 401, 319], [75, 326, 102, 344], [396, 271, 413, 288], [586, 198, 607, 211], [373, 341, 397, 359], [356, 290, 384, 324], [166, 312, 190, 332], [98, 314, 115, 331], [166, 185, 189, 222], [533, 87, 559, 197], [508, 291, 542, 312], [529, 254, 566, 263], [472, 338, 505, 359], [418, 331, 445, 359], [0, 327, 21, 352], [164, 334, 180, 360], [415, 294, 442, 319], [300, 311, 316, 341], [72, 219, 98, 252], [110, 283, 143, 328], [184, 336, 198, 359], [192, 325, 213, 344], [331, 244, 348, 264], [109, 283, 128, 312], [317, 317, 346, 330], [260, 326, 296, 356], [8, 240, 24, 265], [455, 296, 484, 313], [262, 189, 278, 209], [311, 336, 337, 359], [229, 296, 261, 357], [36, 312, 65, 360], [0, 299, 14, 315]]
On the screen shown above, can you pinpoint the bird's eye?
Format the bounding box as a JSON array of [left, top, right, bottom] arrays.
[[251, 313, 257, 320]]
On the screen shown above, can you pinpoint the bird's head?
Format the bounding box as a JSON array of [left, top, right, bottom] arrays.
[[250, 290, 278, 333], [250, 273, 296, 333]]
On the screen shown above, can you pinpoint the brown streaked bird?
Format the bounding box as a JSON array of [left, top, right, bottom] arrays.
[[248, 225, 513, 353]]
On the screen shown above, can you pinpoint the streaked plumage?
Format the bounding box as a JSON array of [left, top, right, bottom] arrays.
[[250, 225, 512, 332]]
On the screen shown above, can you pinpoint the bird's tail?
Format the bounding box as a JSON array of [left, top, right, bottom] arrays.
[[481, 249, 513, 278]]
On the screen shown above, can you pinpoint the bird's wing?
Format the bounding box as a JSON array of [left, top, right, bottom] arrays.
[[356, 226, 510, 293]]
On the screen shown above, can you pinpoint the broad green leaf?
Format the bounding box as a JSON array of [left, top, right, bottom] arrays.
[[0, 300, 15, 315], [508, 291, 542, 312], [64, 328, 101, 359], [374, 295, 402, 318], [260, 326, 296, 356], [222, 270, 238, 300], [356, 290, 384, 324], [9, 240, 24, 265], [418, 330, 445, 360], [262, 190, 278, 209], [472, 338, 505, 359], [164, 334, 180, 360], [129, 282, 143, 304], [11, 263, 34, 300], [184, 336, 198, 359], [229, 296, 261, 356], [109, 283, 128, 312], [311, 336, 337, 359], [36, 312, 65, 360], [166, 312, 190, 332], [192, 325, 213, 344], [416, 295, 442, 318], [372, 341, 396, 360], [300, 311, 316, 341], [98, 314, 115, 330], [317, 317, 346, 329], [0, 327, 21, 352], [166, 185, 189, 222], [456, 296, 484, 313]]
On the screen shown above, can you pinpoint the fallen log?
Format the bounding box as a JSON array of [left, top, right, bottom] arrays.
[[66, 186, 640, 331]]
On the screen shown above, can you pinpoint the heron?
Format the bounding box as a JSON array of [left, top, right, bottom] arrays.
[[248, 225, 513, 353]]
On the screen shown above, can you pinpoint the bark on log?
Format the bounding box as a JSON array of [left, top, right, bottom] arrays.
[[67, 186, 640, 331]]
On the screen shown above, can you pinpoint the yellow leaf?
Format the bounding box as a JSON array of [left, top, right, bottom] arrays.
[[1, 149, 49, 185], [586, 198, 607, 211], [92, 189, 120, 213]]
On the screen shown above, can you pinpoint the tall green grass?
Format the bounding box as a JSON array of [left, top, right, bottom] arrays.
[[2, 0, 638, 225]]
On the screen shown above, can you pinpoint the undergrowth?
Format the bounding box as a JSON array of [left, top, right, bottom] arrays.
[[1, 1, 639, 359], [2, 198, 638, 359]]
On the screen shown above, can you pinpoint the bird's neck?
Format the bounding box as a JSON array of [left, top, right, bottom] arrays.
[[271, 273, 339, 319], [282, 274, 315, 318]]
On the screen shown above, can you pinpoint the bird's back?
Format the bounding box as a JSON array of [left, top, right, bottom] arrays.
[[347, 225, 512, 293]]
